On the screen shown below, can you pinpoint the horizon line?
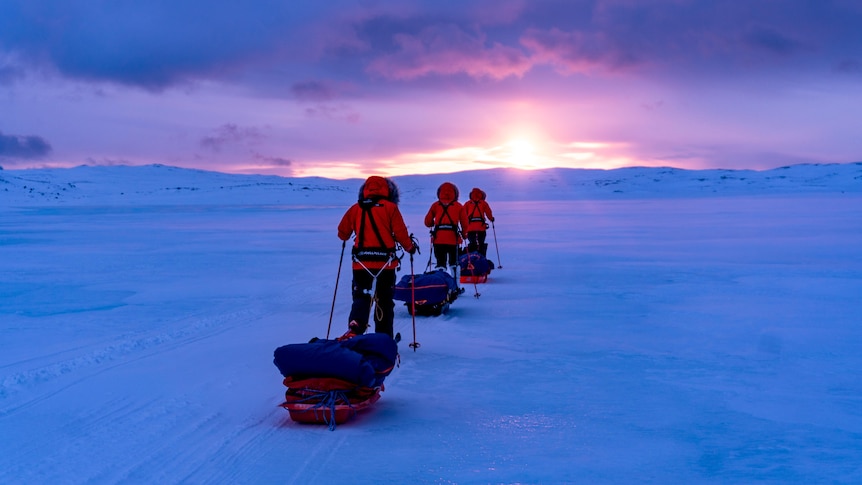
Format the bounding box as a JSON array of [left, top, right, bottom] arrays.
[[3, 160, 859, 181]]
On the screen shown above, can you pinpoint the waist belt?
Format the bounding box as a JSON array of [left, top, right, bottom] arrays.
[[352, 246, 395, 262]]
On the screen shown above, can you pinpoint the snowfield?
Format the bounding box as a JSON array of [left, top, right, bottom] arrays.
[[1, 163, 861, 484]]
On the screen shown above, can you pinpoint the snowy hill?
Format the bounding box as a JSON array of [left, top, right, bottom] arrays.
[[0, 164, 349, 206], [1, 162, 861, 484], [2, 162, 861, 208]]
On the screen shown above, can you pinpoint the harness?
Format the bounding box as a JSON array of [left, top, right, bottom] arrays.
[[353, 198, 395, 262], [467, 200, 485, 223], [352, 198, 400, 324], [432, 202, 458, 235]]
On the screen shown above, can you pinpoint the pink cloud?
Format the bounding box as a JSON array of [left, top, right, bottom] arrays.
[[366, 24, 531, 80], [520, 27, 642, 74]]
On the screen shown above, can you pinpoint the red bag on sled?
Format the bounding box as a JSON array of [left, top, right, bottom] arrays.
[[280, 376, 382, 427], [273, 333, 397, 429], [458, 251, 494, 283]]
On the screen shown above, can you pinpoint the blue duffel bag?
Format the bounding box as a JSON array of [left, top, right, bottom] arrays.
[[393, 270, 460, 315]]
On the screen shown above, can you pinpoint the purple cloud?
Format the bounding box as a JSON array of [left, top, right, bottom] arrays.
[[303, 104, 361, 123], [292, 81, 337, 102], [2, 1, 862, 176], [0, 131, 52, 160], [742, 28, 803, 56], [0, 1, 307, 90], [366, 24, 531, 80], [200, 124, 264, 152], [834, 59, 862, 74], [520, 27, 639, 74], [3, 1, 861, 91], [0, 62, 23, 85], [255, 154, 292, 167]]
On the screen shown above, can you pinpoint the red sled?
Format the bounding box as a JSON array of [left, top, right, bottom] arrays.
[[458, 251, 493, 284], [279, 376, 382, 429], [460, 274, 488, 284]]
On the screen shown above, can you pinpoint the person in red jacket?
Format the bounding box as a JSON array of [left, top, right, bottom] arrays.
[[462, 187, 494, 256], [424, 182, 466, 278], [337, 176, 417, 340]]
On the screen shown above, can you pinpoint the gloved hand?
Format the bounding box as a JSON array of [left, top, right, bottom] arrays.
[[489, 217, 495, 223]]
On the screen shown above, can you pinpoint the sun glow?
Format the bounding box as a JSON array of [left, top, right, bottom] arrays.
[[287, 136, 640, 179], [497, 138, 539, 169]]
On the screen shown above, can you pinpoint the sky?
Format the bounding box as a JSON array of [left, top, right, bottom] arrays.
[[1, 163, 861, 483], [2, 0, 862, 179]]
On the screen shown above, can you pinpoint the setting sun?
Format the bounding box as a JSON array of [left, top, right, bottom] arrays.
[[500, 138, 537, 169]]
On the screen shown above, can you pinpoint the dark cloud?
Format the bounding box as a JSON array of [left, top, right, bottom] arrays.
[[200, 124, 264, 151], [2, 1, 862, 91], [344, 1, 862, 84], [255, 154, 292, 166], [248, 153, 294, 176], [743, 28, 802, 56], [84, 157, 134, 166], [834, 59, 862, 74], [583, 1, 862, 71], [641, 100, 665, 112], [0, 131, 52, 159], [292, 81, 336, 102], [291, 80, 360, 122], [0, 1, 311, 90], [366, 23, 531, 80], [0, 63, 23, 85], [303, 104, 361, 123]]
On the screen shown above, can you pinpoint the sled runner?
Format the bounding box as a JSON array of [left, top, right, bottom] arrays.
[[273, 333, 398, 429], [393, 269, 461, 316], [458, 251, 494, 284]]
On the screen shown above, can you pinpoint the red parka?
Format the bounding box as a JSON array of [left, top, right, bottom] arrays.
[[462, 187, 494, 234], [338, 176, 415, 270], [424, 182, 466, 246]]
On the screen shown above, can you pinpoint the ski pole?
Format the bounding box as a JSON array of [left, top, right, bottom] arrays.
[[454, 244, 465, 294], [408, 241, 420, 351], [326, 240, 347, 339], [491, 221, 502, 269], [466, 254, 481, 298], [425, 231, 434, 272]]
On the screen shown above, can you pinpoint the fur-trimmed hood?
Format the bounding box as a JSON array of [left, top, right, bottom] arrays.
[[436, 182, 459, 204], [469, 187, 486, 202], [358, 176, 400, 205]]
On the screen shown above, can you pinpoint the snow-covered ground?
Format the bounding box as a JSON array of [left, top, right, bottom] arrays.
[[1, 163, 861, 484]]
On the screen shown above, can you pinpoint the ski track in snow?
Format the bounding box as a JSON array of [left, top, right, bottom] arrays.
[[1, 163, 861, 483], [0, 308, 261, 416]]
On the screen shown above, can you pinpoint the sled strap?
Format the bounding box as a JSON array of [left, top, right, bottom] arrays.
[[354, 256, 395, 326], [354, 255, 394, 278], [321, 390, 354, 431], [287, 388, 360, 431]]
